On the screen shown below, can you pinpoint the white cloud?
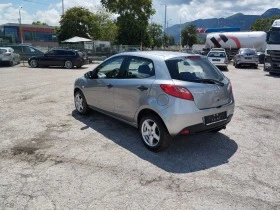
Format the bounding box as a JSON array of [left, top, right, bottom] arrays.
[[1, 0, 280, 27], [152, 0, 280, 26], [0, 3, 12, 12]]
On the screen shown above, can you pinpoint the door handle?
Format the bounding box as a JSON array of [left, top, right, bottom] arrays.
[[137, 85, 148, 91], [106, 84, 113, 89]]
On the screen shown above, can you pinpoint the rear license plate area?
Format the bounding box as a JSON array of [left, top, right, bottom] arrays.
[[245, 57, 252, 60], [204, 112, 227, 125], [212, 59, 220, 61]]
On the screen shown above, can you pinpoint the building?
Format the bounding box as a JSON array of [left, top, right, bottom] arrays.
[[0, 23, 58, 47]]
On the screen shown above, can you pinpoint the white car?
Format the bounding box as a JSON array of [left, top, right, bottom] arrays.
[[207, 51, 228, 71], [0, 47, 20, 66]]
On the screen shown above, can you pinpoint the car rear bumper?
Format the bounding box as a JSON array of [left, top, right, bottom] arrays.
[[179, 114, 233, 134], [236, 60, 258, 65], [160, 99, 235, 136]]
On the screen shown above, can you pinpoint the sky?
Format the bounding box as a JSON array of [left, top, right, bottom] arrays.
[[0, 0, 280, 27]]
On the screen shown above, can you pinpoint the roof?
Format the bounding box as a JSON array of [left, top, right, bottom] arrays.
[[116, 51, 199, 60], [61, 36, 92, 43]]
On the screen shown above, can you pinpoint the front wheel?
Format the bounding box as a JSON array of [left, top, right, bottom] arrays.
[[139, 114, 172, 152], [65, 60, 73, 69], [29, 59, 38, 68], [74, 91, 89, 115]]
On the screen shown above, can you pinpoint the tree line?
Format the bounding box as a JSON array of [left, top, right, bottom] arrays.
[[39, 1, 279, 48], [53, 1, 197, 48]]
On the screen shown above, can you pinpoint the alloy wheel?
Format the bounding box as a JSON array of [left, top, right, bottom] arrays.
[[141, 119, 160, 147], [75, 93, 84, 113]]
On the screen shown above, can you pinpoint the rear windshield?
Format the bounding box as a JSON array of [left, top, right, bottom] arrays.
[[208, 52, 226, 57], [240, 49, 256, 55], [0, 49, 7, 54], [165, 57, 224, 82]]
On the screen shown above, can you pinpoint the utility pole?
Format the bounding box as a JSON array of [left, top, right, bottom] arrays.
[[62, 0, 65, 15], [179, 18, 182, 51], [18, 6, 23, 44], [160, 3, 167, 48]]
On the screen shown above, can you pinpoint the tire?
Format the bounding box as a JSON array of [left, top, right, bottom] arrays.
[[139, 114, 172, 152], [30, 59, 38, 68], [9, 60, 13, 67], [235, 63, 240, 68], [76, 65, 82, 68], [74, 90, 89, 115], [65, 60, 73, 69], [254, 64, 258, 69]]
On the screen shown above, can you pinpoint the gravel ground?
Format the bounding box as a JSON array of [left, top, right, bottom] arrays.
[[0, 62, 279, 209]]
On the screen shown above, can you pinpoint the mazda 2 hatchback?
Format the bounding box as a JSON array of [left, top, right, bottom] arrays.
[[74, 51, 235, 151]]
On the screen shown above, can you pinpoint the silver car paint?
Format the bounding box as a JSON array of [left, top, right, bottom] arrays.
[[74, 51, 235, 136]]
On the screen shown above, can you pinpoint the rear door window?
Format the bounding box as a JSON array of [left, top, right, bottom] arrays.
[[125, 57, 155, 79], [165, 57, 224, 81]]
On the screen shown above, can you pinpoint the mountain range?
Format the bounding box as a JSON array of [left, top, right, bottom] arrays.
[[166, 8, 280, 42]]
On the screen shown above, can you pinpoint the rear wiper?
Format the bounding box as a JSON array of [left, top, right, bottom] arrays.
[[193, 79, 224, 86]]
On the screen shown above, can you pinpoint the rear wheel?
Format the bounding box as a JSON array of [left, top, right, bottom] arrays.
[[30, 59, 38, 68], [139, 114, 172, 152], [74, 91, 89, 115], [76, 65, 82, 68], [65, 60, 73, 69], [254, 64, 258, 69]]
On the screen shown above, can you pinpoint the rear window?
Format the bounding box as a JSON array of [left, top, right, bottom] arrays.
[[240, 49, 256, 55], [0, 49, 7, 54], [208, 52, 226, 57], [165, 57, 224, 82]]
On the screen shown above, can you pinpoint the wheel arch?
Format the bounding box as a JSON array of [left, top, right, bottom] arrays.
[[137, 108, 169, 133]]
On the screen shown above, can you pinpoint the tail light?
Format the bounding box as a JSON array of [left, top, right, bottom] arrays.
[[160, 84, 194, 101], [224, 57, 228, 64]]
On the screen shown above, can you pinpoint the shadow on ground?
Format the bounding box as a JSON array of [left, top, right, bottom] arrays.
[[72, 110, 238, 174]]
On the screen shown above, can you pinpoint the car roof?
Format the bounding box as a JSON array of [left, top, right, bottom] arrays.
[[116, 51, 199, 60]]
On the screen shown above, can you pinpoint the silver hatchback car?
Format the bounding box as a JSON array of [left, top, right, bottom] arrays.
[[74, 51, 235, 151]]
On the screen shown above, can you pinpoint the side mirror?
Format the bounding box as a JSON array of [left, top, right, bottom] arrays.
[[266, 32, 270, 42], [84, 71, 98, 79]]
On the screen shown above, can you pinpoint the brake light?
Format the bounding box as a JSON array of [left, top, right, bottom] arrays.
[[160, 84, 194, 101], [186, 55, 200, 59]]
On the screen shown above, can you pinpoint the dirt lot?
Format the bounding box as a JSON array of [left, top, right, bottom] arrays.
[[0, 62, 279, 209]]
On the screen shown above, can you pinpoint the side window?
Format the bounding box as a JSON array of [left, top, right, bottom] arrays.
[[23, 46, 33, 53], [126, 57, 154, 79], [96, 56, 125, 79], [46, 50, 57, 55], [30, 47, 42, 53], [11, 46, 21, 53]]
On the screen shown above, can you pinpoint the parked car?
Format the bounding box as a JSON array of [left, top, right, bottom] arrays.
[[0, 47, 20, 66], [28, 49, 87, 69], [207, 51, 228, 70], [1, 44, 44, 60], [233, 48, 259, 68], [74, 51, 235, 151]]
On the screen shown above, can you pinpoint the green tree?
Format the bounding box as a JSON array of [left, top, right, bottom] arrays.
[[251, 15, 280, 31], [95, 6, 118, 43], [101, 0, 155, 46], [56, 7, 99, 42], [181, 24, 197, 48], [32, 21, 48, 26], [147, 23, 163, 49]]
